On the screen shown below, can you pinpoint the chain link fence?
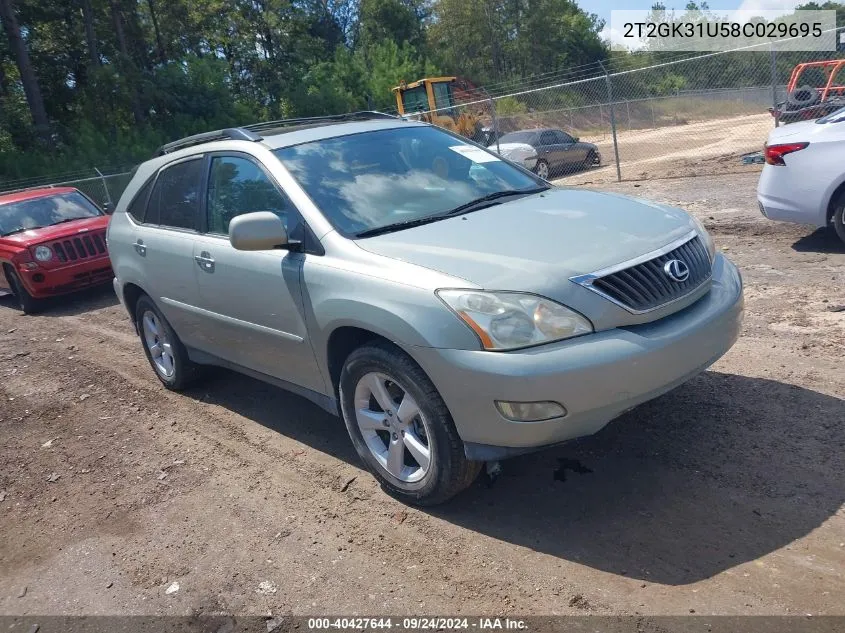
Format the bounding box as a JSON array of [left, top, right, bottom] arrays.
[[0, 169, 133, 208], [3, 30, 843, 194], [416, 27, 845, 182]]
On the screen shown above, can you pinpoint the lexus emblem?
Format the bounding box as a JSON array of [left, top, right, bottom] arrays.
[[663, 259, 690, 283]]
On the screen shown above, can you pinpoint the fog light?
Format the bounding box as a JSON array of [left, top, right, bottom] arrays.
[[495, 400, 566, 422], [32, 273, 45, 283]]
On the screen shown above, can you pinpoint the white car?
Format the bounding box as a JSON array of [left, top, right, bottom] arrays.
[[757, 106, 845, 244], [487, 141, 538, 172]]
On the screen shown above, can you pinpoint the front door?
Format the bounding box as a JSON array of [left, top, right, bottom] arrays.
[[191, 153, 323, 392]]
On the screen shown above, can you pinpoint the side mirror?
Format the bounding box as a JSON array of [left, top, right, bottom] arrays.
[[574, 137, 580, 142], [229, 211, 288, 251], [102, 201, 114, 215]]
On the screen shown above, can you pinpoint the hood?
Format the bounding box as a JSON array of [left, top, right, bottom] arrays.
[[0, 215, 109, 247], [355, 188, 696, 298]]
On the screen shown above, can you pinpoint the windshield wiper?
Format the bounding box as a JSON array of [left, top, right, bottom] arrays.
[[442, 186, 548, 217], [50, 217, 92, 225], [354, 186, 549, 239], [1, 226, 44, 237], [356, 214, 452, 238]]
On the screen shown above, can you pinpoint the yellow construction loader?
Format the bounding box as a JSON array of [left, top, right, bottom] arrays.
[[392, 77, 486, 141]]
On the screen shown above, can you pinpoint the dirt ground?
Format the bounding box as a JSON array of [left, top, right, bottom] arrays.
[[575, 113, 775, 183], [1, 172, 844, 618]]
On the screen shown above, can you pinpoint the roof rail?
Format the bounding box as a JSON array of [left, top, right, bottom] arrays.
[[153, 111, 399, 158], [243, 110, 398, 134], [155, 127, 262, 157]]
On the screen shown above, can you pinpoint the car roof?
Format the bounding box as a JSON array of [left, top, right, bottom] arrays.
[[0, 186, 78, 205], [260, 119, 423, 150], [119, 118, 429, 213]]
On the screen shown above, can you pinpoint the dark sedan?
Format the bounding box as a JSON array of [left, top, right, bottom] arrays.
[[492, 128, 601, 179]]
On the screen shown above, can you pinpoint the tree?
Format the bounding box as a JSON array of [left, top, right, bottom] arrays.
[[79, 0, 100, 66], [0, 0, 48, 130]]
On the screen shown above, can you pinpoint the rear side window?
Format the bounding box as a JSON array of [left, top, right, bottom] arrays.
[[148, 158, 203, 230], [127, 177, 154, 223], [539, 131, 557, 145]]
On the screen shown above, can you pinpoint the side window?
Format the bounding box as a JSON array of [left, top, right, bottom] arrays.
[[126, 177, 154, 223], [148, 158, 203, 230], [207, 156, 301, 237], [556, 131, 575, 144], [539, 131, 557, 146]]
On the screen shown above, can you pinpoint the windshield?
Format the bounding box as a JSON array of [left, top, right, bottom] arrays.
[[274, 126, 544, 237], [499, 131, 539, 144], [817, 106, 845, 124], [0, 191, 102, 236]]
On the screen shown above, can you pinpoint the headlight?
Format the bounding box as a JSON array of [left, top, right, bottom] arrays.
[[436, 290, 593, 351], [34, 245, 53, 262], [689, 215, 715, 261]]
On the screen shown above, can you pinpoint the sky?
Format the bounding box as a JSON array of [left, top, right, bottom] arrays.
[[588, 0, 807, 46]]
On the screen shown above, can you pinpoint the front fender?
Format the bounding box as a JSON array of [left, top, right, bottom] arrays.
[[302, 261, 482, 390]]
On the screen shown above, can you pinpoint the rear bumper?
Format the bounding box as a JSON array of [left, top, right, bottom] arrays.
[[408, 254, 743, 458], [19, 256, 113, 298], [757, 165, 827, 228]]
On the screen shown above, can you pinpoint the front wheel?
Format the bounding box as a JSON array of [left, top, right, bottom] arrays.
[[832, 193, 845, 246], [5, 267, 41, 314], [339, 342, 481, 506]]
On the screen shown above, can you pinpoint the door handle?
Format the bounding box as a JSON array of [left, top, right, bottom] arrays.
[[194, 251, 215, 273], [133, 239, 146, 256]]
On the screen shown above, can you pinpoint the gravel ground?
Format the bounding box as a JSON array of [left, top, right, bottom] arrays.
[[1, 172, 843, 617]]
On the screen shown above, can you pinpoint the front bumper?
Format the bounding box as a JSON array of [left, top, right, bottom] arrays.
[[19, 256, 113, 298], [408, 254, 744, 459]]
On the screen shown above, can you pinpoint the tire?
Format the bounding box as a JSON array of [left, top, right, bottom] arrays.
[[832, 193, 845, 246], [339, 341, 481, 506], [534, 159, 550, 180], [786, 85, 820, 109], [584, 150, 599, 170], [135, 294, 201, 391], [5, 266, 42, 314]]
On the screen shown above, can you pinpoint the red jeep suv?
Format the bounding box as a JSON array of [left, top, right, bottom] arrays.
[[0, 187, 113, 313]]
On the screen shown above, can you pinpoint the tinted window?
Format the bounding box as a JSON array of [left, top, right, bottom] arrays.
[[539, 131, 557, 145], [432, 82, 454, 113], [401, 86, 429, 113], [0, 191, 102, 237], [127, 178, 154, 223], [556, 131, 575, 144], [149, 158, 202, 230], [207, 156, 299, 235], [274, 126, 543, 237], [818, 106, 845, 124]]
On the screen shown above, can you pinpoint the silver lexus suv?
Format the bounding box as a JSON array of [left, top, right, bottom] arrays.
[[108, 112, 744, 505]]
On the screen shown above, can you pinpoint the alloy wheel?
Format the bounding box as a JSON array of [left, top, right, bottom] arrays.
[[353, 372, 432, 483], [536, 161, 549, 179], [142, 310, 175, 378]]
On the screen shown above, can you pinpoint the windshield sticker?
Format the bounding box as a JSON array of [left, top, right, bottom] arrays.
[[449, 145, 501, 163]]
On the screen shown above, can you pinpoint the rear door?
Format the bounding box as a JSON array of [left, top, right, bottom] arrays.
[[133, 156, 205, 345], [190, 153, 324, 392], [537, 130, 560, 169], [555, 130, 586, 166]]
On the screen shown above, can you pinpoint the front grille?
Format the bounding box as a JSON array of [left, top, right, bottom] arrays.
[[574, 234, 712, 313], [50, 230, 107, 263]]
